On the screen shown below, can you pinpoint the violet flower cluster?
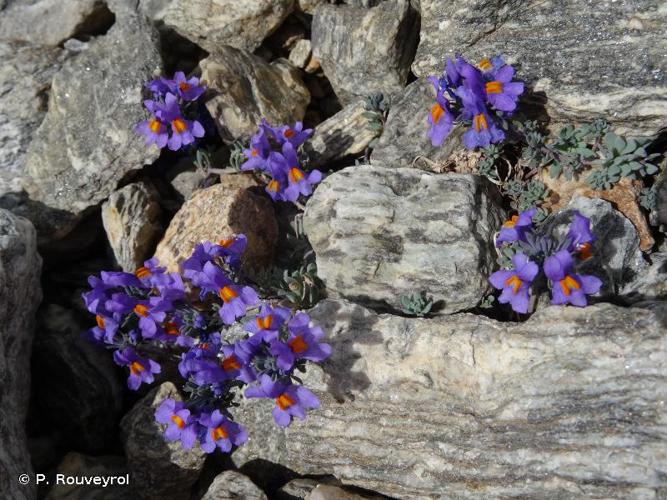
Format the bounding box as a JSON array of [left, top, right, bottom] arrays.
[[489, 209, 602, 314], [240, 120, 322, 203], [136, 72, 207, 151], [83, 236, 331, 453], [427, 55, 524, 149]]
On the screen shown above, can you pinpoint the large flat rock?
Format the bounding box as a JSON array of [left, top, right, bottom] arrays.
[[303, 167, 504, 313], [233, 299, 667, 499]]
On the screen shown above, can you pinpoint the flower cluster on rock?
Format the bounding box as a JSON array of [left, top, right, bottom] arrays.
[[490, 209, 602, 313], [427, 55, 524, 149], [241, 120, 322, 203], [135, 72, 207, 151], [83, 236, 330, 453]]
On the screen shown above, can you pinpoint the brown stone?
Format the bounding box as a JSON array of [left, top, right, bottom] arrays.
[[154, 178, 278, 273], [539, 171, 655, 251]]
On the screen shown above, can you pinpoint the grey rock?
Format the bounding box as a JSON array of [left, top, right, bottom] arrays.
[[311, 0, 419, 105], [200, 46, 310, 143], [201, 471, 267, 500], [303, 167, 504, 313], [307, 485, 374, 500], [32, 304, 124, 452], [0, 209, 41, 500], [620, 252, 667, 304], [0, 42, 69, 196], [548, 196, 646, 296], [370, 78, 464, 168], [289, 38, 312, 69], [148, 0, 294, 53], [101, 182, 163, 272], [22, 6, 162, 240], [296, 0, 324, 14], [233, 298, 667, 499], [303, 100, 378, 168], [654, 166, 667, 231], [412, 0, 667, 136], [120, 382, 206, 500], [45, 453, 133, 500], [0, 0, 113, 46]]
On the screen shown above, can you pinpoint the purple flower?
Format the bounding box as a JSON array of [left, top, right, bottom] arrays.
[[270, 312, 331, 371], [458, 87, 505, 149], [427, 77, 455, 147], [483, 64, 524, 113], [88, 313, 119, 344], [477, 56, 505, 77], [544, 250, 602, 307], [196, 261, 258, 324], [245, 375, 320, 427], [113, 348, 161, 390], [145, 77, 171, 99], [161, 93, 205, 151], [244, 304, 291, 341], [241, 128, 271, 172], [566, 211, 595, 260], [135, 115, 169, 148], [278, 142, 322, 202], [199, 410, 248, 453], [155, 398, 198, 449], [276, 122, 312, 148], [169, 71, 206, 101], [489, 253, 538, 314], [496, 208, 537, 246]]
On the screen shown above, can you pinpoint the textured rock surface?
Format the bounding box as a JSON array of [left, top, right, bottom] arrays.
[[303, 100, 378, 168], [154, 179, 278, 273], [45, 453, 133, 500], [307, 485, 373, 500], [0, 0, 113, 46], [311, 0, 418, 104], [201, 470, 267, 500], [303, 167, 504, 313], [413, 0, 667, 136], [371, 78, 465, 168], [548, 196, 646, 296], [620, 252, 667, 304], [151, 0, 294, 53], [233, 298, 667, 499], [120, 382, 206, 500], [22, 6, 161, 239], [102, 182, 163, 272], [0, 210, 41, 500], [289, 38, 312, 69], [201, 46, 310, 143], [0, 42, 68, 195], [32, 304, 123, 452]]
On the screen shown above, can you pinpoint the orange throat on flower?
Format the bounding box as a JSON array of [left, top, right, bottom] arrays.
[[473, 113, 488, 132], [284, 128, 295, 138], [133, 304, 149, 317], [267, 179, 280, 192], [135, 266, 151, 279], [289, 167, 305, 183], [289, 335, 308, 354], [129, 361, 145, 375], [179, 82, 191, 92], [95, 315, 105, 329], [219, 286, 238, 303], [478, 58, 492, 71], [430, 103, 444, 124], [149, 119, 161, 133], [577, 243, 593, 260], [276, 393, 295, 410], [171, 414, 185, 429], [559, 275, 581, 296], [503, 215, 519, 228], [219, 238, 234, 248], [485, 81, 503, 94], [504, 275, 522, 295], [256, 315, 273, 330], [172, 118, 188, 134], [222, 355, 241, 372], [211, 426, 228, 441]]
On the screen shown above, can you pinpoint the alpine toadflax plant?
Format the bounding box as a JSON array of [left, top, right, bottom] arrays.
[[240, 120, 322, 204], [136, 72, 207, 151], [83, 236, 331, 453], [427, 55, 524, 149], [489, 209, 602, 314]]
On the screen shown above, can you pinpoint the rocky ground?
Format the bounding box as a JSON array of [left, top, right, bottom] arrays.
[[0, 0, 665, 499]]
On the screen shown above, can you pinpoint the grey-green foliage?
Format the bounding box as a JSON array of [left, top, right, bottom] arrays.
[[363, 93, 390, 149], [479, 294, 496, 309], [399, 290, 434, 317], [277, 262, 323, 309], [586, 132, 660, 190], [227, 140, 246, 171], [193, 147, 213, 172], [503, 179, 548, 222], [478, 144, 501, 182], [639, 186, 657, 211]]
